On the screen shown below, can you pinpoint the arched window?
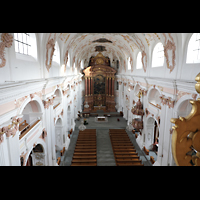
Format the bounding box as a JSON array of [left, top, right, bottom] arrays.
[[136, 51, 142, 69], [152, 42, 164, 67], [186, 33, 200, 63], [81, 59, 84, 69], [14, 33, 37, 60], [127, 57, 131, 70], [52, 41, 60, 65]]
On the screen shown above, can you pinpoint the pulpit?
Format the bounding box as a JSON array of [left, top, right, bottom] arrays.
[[83, 52, 116, 112]]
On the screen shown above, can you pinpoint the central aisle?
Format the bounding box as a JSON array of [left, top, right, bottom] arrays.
[[96, 129, 116, 166]]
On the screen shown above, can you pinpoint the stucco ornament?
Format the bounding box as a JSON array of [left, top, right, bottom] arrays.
[[64, 50, 68, 66], [163, 33, 176, 73], [141, 51, 147, 72], [0, 33, 13, 68], [45, 33, 56, 72]]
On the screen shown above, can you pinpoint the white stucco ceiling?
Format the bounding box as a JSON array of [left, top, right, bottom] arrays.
[[58, 33, 162, 64]]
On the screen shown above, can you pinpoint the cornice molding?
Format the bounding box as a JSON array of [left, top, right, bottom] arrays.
[[0, 75, 81, 106]]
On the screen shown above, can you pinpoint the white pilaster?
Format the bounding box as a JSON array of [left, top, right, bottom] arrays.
[[0, 134, 10, 166]]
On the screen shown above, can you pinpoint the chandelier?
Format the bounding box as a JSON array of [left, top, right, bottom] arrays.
[[78, 120, 86, 131]]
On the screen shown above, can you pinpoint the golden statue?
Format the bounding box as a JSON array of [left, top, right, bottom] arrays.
[[171, 73, 200, 166]]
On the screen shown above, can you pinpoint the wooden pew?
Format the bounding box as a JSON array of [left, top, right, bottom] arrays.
[[143, 146, 149, 155], [109, 129, 143, 166], [117, 162, 144, 166], [116, 158, 141, 162], [111, 142, 133, 145], [73, 155, 96, 159], [57, 157, 61, 165], [116, 160, 142, 164], [115, 155, 140, 159], [71, 129, 97, 166], [60, 147, 65, 156], [76, 143, 96, 146], [150, 156, 155, 164], [72, 158, 96, 162], [114, 152, 138, 155], [71, 162, 97, 166], [75, 145, 96, 148], [73, 152, 96, 156]]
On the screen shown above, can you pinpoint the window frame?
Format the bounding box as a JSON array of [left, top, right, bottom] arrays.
[[136, 51, 143, 69], [186, 33, 200, 64], [14, 33, 31, 56], [52, 41, 60, 65], [127, 57, 131, 70], [14, 33, 37, 61], [152, 42, 164, 68]]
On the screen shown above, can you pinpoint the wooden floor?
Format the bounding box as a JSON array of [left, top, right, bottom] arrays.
[[71, 129, 97, 166], [109, 129, 144, 166]]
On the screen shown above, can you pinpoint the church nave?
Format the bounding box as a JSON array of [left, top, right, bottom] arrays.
[[0, 33, 199, 166], [60, 114, 152, 166]]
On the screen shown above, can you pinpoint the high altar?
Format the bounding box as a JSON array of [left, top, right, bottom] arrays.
[[83, 52, 116, 112]]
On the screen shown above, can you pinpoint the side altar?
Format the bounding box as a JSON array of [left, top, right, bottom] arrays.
[[83, 53, 116, 112]]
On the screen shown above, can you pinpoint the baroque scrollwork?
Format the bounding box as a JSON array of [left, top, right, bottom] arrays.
[[0, 116, 23, 144], [0, 33, 13, 68], [45, 33, 56, 72], [163, 33, 176, 73], [171, 73, 200, 166]]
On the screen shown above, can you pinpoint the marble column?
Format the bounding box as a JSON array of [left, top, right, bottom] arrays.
[[112, 77, 115, 96], [106, 77, 109, 96], [88, 77, 91, 96], [49, 97, 56, 166], [44, 98, 52, 166], [91, 77, 93, 95], [0, 134, 10, 166], [85, 77, 88, 96], [109, 77, 112, 96]]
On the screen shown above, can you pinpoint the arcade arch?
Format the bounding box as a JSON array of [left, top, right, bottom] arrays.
[[146, 116, 159, 153]]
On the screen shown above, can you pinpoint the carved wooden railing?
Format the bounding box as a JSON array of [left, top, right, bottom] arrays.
[[19, 120, 40, 140], [149, 102, 161, 109], [53, 103, 61, 109]]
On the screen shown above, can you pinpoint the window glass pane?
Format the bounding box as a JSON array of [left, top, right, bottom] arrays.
[[136, 52, 142, 69], [152, 42, 164, 67], [14, 33, 18, 40], [22, 33, 26, 44], [15, 41, 19, 53], [27, 45, 30, 55], [18, 33, 22, 42], [196, 33, 200, 40], [19, 42, 23, 54], [128, 57, 131, 70], [187, 33, 200, 63], [24, 44, 28, 55]]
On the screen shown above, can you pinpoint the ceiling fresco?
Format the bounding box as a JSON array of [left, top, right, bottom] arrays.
[[56, 33, 164, 70]]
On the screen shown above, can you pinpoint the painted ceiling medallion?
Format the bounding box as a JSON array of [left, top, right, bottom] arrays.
[[95, 45, 106, 52], [92, 38, 113, 43]]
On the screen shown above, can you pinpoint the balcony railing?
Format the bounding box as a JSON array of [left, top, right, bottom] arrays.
[[53, 103, 60, 109], [149, 102, 161, 109], [19, 120, 40, 140]]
